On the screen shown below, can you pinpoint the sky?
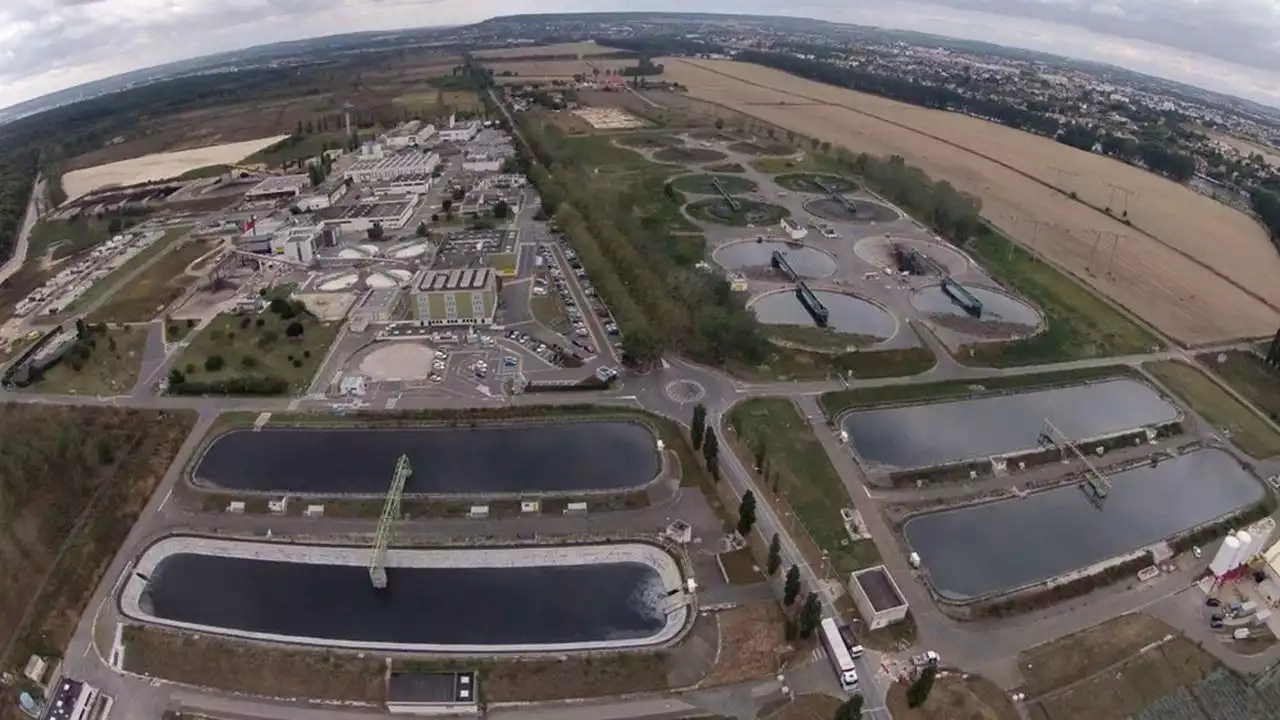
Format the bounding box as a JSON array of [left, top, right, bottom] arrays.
[[3, 0, 1280, 110]]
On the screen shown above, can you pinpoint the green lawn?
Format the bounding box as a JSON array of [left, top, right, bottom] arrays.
[[66, 228, 187, 313], [562, 136, 662, 173], [961, 224, 1159, 365], [88, 238, 217, 322], [741, 345, 936, 382], [25, 325, 148, 396], [820, 366, 1135, 417], [1199, 351, 1280, 422], [28, 217, 118, 260], [531, 291, 570, 334], [728, 398, 880, 575], [1145, 360, 1280, 459], [173, 309, 338, 394], [750, 154, 848, 175]]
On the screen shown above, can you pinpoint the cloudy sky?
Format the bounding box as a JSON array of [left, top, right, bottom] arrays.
[[2, 0, 1279, 110]]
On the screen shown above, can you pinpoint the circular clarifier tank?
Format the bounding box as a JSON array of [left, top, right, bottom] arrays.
[[393, 243, 428, 259], [358, 244, 380, 256], [337, 248, 368, 260], [803, 197, 899, 224], [713, 240, 837, 278], [910, 283, 1041, 328], [854, 236, 969, 276], [366, 272, 398, 289], [750, 289, 897, 338], [389, 269, 412, 281], [317, 272, 358, 291]]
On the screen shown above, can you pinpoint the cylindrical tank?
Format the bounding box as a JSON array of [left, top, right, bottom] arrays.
[[1234, 530, 1254, 567], [1210, 535, 1241, 576]]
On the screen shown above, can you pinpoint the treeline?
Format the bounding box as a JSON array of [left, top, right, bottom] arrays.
[[738, 50, 1197, 183], [619, 58, 665, 77], [518, 119, 768, 367], [1252, 187, 1280, 245], [0, 148, 40, 268], [167, 375, 289, 396], [595, 37, 722, 57]]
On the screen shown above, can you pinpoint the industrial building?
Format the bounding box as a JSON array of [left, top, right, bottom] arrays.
[[371, 173, 434, 196], [461, 152, 503, 173], [386, 671, 478, 716], [315, 200, 417, 232], [345, 148, 441, 184], [39, 676, 109, 720], [381, 120, 437, 150], [270, 224, 324, 265], [243, 174, 310, 201], [437, 117, 482, 143], [850, 565, 910, 630], [458, 188, 522, 217], [414, 268, 498, 326]]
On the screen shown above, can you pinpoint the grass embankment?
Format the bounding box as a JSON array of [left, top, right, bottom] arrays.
[[1199, 350, 1280, 422], [25, 324, 148, 395], [530, 291, 570, 334], [746, 344, 936, 382], [172, 304, 338, 394], [1145, 360, 1280, 459], [821, 365, 1136, 417], [66, 228, 187, 313], [88, 238, 217, 322], [28, 217, 118, 260], [886, 675, 1018, 720], [728, 398, 879, 576], [0, 406, 195, 676], [961, 225, 1159, 366]]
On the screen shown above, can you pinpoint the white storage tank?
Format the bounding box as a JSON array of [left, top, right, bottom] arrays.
[[1234, 530, 1254, 567], [1210, 535, 1242, 577], [1244, 517, 1275, 563]]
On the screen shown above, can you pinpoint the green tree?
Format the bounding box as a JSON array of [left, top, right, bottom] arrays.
[[752, 436, 767, 470], [367, 222, 384, 241], [416, 221, 428, 237], [737, 490, 757, 537], [702, 427, 719, 480], [714, 118, 725, 130], [107, 216, 123, 234], [204, 355, 224, 372], [834, 695, 864, 720], [799, 592, 822, 638], [493, 200, 510, 219], [783, 564, 801, 606], [907, 665, 938, 708], [767, 533, 782, 576], [285, 321, 304, 338], [690, 403, 707, 450], [167, 368, 185, 386]]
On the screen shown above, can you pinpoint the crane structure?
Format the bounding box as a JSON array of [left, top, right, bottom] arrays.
[[369, 454, 412, 589], [1038, 419, 1111, 507]]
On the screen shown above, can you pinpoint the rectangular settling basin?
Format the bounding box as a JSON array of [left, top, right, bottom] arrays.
[[840, 378, 1178, 471], [902, 449, 1264, 600], [122, 536, 688, 653]]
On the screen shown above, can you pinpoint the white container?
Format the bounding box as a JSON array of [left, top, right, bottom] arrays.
[[1210, 535, 1241, 576]]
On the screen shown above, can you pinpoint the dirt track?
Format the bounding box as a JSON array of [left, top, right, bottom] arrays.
[[661, 58, 1280, 345]]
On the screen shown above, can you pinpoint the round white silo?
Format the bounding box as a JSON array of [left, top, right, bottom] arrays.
[[1234, 530, 1254, 567], [1210, 535, 1241, 577]]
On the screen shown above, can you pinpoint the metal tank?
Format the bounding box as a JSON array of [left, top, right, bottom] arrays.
[[1209, 535, 1241, 577]]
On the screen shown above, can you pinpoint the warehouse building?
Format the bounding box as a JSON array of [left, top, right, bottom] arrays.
[[244, 174, 310, 201], [414, 268, 498, 326], [345, 150, 441, 184], [386, 671, 477, 716], [437, 117, 482, 143], [381, 120, 437, 150], [850, 565, 909, 630], [315, 199, 417, 232]]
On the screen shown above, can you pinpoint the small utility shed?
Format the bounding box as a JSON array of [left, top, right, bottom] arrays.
[[387, 671, 478, 716], [850, 564, 910, 630]]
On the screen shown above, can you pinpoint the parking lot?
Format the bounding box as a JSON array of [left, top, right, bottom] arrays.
[[529, 232, 621, 360]]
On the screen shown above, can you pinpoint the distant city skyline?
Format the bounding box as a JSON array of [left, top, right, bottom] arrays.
[[1, 1, 1278, 111]]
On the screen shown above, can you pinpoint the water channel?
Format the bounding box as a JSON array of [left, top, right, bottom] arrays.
[[751, 290, 897, 338], [841, 378, 1178, 470], [195, 421, 659, 495], [903, 449, 1265, 599]]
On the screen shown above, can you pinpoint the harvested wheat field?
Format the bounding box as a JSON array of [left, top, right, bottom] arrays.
[[476, 41, 620, 59], [662, 58, 1280, 344], [63, 136, 287, 202]]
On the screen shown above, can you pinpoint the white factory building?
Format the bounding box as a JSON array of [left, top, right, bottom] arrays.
[[462, 153, 503, 173], [437, 115, 482, 143], [381, 120, 437, 150], [244, 174, 310, 201], [849, 565, 910, 630], [270, 224, 324, 265], [315, 199, 418, 232], [345, 148, 441, 184]]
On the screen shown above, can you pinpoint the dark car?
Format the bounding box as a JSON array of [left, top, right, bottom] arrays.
[[1210, 619, 1225, 629], [1211, 613, 1225, 623], [1206, 597, 1222, 607]]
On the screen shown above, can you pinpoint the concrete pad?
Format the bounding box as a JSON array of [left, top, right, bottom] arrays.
[[359, 343, 435, 381]]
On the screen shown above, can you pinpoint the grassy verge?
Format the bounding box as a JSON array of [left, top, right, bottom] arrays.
[[28, 217, 118, 260], [1145, 360, 1280, 458], [744, 345, 936, 382], [25, 324, 148, 395], [961, 225, 1158, 366], [821, 365, 1135, 417], [0, 406, 195, 671], [1198, 350, 1280, 422], [123, 626, 384, 701], [399, 653, 671, 703], [530, 291, 570, 334], [718, 548, 765, 585], [886, 675, 1019, 720], [1017, 614, 1180, 698], [88, 238, 216, 322], [727, 398, 879, 576], [173, 309, 338, 394], [66, 228, 187, 313], [767, 325, 879, 352]]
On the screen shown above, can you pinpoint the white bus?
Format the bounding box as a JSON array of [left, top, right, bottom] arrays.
[[819, 617, 859, 692]]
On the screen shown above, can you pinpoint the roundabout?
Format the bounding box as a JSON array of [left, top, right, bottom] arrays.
[[665, 379, 706, 404]]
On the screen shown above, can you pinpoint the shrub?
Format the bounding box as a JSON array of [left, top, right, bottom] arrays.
[[241, 356, 258, 369], [285, 321, 305, 338], [255, 318, 265, 328], [204, 355, 224, 372]]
